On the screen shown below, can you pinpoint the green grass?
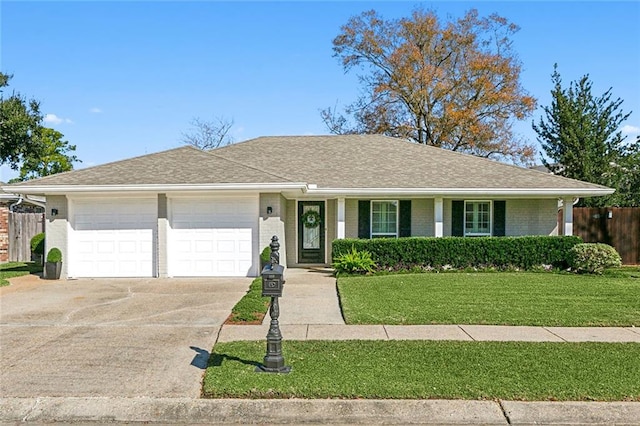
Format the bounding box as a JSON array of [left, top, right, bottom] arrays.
[[337, 271, 640, 326], [203, 340, 640, 401], [0, 262, 42, 286], [226, 278, 270, 323]]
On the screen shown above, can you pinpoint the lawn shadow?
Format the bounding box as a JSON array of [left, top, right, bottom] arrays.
[[207, 352, 261, 369], [0, 262, 42, 274]]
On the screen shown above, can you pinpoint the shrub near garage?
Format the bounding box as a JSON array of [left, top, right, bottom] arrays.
[[569, 243, 622, 274], [30, 232, 45, 263], [332, 236, 582, 272]]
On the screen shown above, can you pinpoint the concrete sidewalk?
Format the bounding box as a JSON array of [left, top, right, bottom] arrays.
[[220, 323, 640, 342]]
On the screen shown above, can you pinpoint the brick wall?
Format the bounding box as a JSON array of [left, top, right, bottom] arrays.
[[0, 205, 9, 262]]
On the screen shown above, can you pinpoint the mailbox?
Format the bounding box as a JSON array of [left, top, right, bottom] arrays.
[[261, 263, 285, 297]]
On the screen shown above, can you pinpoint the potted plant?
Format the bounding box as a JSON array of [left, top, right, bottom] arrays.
[[45, 247, 62, 280]]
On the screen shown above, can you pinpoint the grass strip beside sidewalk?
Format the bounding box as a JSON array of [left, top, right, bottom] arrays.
[[204, 340, 640, 401], [225, 278, 270, 324], [337, 272, 640, 326]]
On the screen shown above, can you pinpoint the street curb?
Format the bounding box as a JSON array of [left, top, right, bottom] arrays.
[[1, 397, 506, 424], [2, 397, 640, 425]]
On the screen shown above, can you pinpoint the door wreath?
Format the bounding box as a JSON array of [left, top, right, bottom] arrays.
[[301, 210, 322, 228]]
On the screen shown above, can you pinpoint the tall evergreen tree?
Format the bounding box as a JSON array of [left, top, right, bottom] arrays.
[[533, 65, 636, 206]]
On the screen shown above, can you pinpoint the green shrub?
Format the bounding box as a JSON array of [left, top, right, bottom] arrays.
[[46, 247, 62, 263], [332, 246, 377, 275], [260, 246, 271, 263], [30, 233, 45, 255], [568, 243, 622, 274], [332, 236, 582, 273]]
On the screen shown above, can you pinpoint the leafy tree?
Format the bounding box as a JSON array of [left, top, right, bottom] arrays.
[[9, 127, 80, 182], [0, 72, 44, 169], [322, 8, 537, 164], [533, 65, 636, 206], [182, 116, 234, 150]]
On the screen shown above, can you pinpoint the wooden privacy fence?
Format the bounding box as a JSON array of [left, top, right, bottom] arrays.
[[559, 207, 640, 265], [8, 212, 45, 262]]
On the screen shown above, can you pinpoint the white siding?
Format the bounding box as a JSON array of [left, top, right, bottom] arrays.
[[411, 199, 434, 237], [505, 199, 558, 236], [45, 195, 69, 278]]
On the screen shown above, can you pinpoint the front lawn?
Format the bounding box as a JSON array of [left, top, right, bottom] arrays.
[[0, 262, 42, 286], [337, 272, 640, 326], [203, 340, 640, 401]]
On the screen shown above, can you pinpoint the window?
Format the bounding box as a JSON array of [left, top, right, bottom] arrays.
[[371, 200, 398, 237], [464, 201, 491, 236]]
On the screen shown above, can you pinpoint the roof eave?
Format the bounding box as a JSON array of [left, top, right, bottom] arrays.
[[300, 187, 615, 198], [1, 182, 309, 196]]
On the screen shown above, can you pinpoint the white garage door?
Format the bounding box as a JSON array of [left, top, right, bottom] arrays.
[[69, 198, 156, 278], [168, 196, 257, 277]]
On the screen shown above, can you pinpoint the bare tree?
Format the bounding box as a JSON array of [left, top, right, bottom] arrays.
[[323, 8, 538, 164], [182, 116, 234, 150]]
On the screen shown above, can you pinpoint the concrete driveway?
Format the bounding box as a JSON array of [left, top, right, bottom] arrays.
[[0, 274, 251, 398]]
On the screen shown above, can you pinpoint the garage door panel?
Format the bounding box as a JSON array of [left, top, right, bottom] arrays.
[[97, 241, 115, 254], [168, 197, 257, 277], [70, 199, 156, 278]]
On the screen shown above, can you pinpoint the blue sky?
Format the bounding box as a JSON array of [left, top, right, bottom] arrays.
[[1, 1, 639, 181]]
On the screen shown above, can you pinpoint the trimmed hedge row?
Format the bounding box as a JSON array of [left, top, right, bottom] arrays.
[[332, 236, 583, 271]]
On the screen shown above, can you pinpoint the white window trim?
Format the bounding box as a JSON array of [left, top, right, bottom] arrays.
[[370, 200, 399, 238], [464, 200, 493, 237]]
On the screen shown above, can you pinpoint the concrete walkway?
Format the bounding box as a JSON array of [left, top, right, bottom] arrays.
[[262, 267, 344, 325]]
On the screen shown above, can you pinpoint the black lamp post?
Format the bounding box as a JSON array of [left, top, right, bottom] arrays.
[[256, 236, 291, 374]]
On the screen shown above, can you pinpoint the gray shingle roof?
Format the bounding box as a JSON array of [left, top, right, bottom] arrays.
[[213, 135, 608, 190], [10, 146, 293, 186], [6, 135, 610, 193]]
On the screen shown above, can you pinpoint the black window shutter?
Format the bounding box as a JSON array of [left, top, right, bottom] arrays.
[[358, 200, 370, 239], [399, 200, 411, 237], [493, 200, 506, 237], [452, 200, 464, 237]]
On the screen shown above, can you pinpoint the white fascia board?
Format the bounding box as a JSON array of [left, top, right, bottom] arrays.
[[1, 182, 309, 196], [302, 187, 615, 198]]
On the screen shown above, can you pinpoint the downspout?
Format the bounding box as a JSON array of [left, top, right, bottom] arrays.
[[25, 195, 46, 208], [9, 197, 23, 212]]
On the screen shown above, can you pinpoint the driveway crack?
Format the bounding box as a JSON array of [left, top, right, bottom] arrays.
[[63, 286, 135, 323], [100, 301, 220, 325]]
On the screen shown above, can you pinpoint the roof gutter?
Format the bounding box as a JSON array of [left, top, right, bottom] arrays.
[[302, 187, 615, 198], [1, 182, 309, 196], [2, 183, 614, 199]]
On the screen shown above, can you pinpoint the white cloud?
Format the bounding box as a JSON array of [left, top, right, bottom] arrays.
[[89, 107, 102, 113], [43, 113, 73, 125], [621, 125, 640, 135]]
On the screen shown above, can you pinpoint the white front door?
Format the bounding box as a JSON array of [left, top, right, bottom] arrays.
[[168, 196, 258, 277], [69, 198, 157, 278]]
